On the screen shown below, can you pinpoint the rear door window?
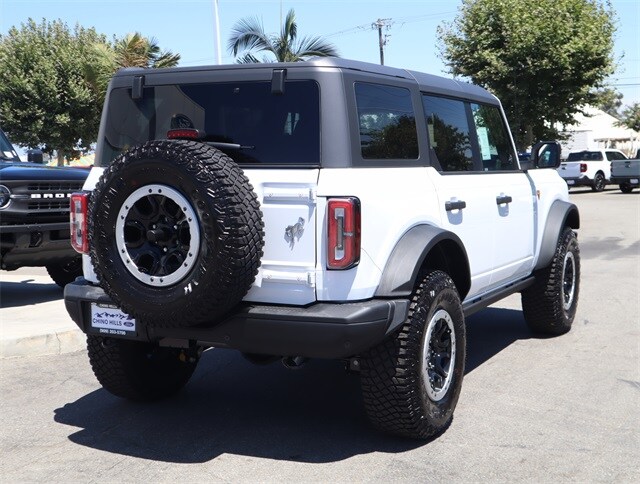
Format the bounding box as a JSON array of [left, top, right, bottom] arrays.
[[355, 83, 419, 160], [422, 95, 474, 172], [98, 80, 320, 167]]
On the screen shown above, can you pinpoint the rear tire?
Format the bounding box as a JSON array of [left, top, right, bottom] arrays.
[[46, 257, 83, 288], [620, 183, 634, 194], [521, 227, 580, 335], [591, 172, 606, 192], [87, 335, 199, 401], [360, 270, 466, 439]]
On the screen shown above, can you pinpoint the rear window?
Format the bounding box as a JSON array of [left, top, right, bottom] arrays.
[[97, 80, 320, 167], [567, 151, 603, 161]]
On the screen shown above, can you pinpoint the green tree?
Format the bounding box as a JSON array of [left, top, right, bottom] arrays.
[[592, 87, 623, 117], [618, 103, 640, 131], [86, 32, 180, 106], [0, 19, 106, 165], [228, 8, 338, 63], [438, 0, 616, 150]]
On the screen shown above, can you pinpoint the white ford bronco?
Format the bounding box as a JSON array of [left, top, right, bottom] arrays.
[[64, 58, 580, 439]]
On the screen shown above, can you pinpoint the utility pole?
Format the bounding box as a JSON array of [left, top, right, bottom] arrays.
[[372, 18, 392, 65]]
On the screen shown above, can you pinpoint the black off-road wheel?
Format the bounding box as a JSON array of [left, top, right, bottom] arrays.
[[46, 257, 83, 288], [619, 183, 634, 194], [89, 140, 264, 328], [521, 227, 580, 335], [87, 335, 199, 401], [591, 172, 606, 192], [360, 270, 466, 440]]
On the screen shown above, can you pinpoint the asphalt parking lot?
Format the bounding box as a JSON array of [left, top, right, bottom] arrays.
[[0, 187, 638, 482]]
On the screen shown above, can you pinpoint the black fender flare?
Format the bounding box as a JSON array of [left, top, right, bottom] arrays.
[[535, 200, 580, 270], [375, 225, 470, 299]]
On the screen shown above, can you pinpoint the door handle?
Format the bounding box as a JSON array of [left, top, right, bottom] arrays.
[[445, 200, 467, 211], [496, 195, 513, 205]]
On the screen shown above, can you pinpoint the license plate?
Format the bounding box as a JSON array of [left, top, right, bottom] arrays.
[[567, 180, 575, 185], [91, 303, 136, 336], [631, 179, 639, 184]]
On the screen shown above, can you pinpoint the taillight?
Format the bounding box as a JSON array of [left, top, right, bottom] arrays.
[[70, 192, 90, 254], [327, 197, 360, 270], [580, 163, 587, 173]]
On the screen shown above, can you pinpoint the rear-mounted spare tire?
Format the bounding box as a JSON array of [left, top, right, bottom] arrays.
[[89, 140, 264, 328]]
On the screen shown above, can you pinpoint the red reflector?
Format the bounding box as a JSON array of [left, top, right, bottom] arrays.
[[70, 192, 90, 254], [327, 197, 361, 270], [580, 163, 587, 173], [167, 128, 201, 140]]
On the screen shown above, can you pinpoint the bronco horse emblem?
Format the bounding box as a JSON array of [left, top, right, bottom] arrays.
[[285, 217, 305, 249]]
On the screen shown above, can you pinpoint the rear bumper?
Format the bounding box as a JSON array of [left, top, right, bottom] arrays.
[[64, 279, 410, 359], [610, 176, 639, 187], [562, 176, 592, 187]]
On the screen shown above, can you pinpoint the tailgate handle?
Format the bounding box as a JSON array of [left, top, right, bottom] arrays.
[[445, 200, 466, 211], [496, 195, 513, 205]]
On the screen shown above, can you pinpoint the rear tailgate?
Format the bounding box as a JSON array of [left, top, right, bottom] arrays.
[[243, 169, 319, 306], [611, 159, 640, 178], [557, 162, 582, 182]]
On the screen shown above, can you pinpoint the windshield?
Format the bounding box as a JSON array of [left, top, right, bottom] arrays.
[[0, 129, 20, 162], [97, 80, 320, 167], [567, 151, 603, 161]]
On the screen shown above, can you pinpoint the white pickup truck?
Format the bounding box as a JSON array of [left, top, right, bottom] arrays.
[[557, 149, 628, 191]]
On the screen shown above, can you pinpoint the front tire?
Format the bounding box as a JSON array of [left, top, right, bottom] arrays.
[[87, 336, 199, 401], [46, 257, 83, 288], [521, 227, 580, 335], [592, 172, 606, 192], [360, 270, 466, 439]]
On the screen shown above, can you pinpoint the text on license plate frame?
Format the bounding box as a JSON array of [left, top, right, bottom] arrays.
[[91, 303, 136, 336]]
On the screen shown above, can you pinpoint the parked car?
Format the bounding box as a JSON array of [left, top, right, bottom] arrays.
[[557, 149, 627, 191], [64, 58, 580, 439], [0, 128, 89, 286]]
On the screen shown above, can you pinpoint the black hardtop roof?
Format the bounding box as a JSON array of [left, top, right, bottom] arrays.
[[114, 57, 497, 104]]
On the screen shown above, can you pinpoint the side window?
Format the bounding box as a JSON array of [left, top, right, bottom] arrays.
[[470, 103, 517, 171], [606, 151, 627, 161], [355, 83, 419, 159], [422, 95, 474, 172]]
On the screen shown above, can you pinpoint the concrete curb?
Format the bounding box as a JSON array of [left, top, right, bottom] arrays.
[[0, 328, 86, 359]]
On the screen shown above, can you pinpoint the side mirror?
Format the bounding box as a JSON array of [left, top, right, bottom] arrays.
[[27, 149, 44, 164], [531, 141, 561, 169]]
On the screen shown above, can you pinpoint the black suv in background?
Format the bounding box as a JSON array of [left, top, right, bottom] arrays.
[[0, 128, 88, 286]]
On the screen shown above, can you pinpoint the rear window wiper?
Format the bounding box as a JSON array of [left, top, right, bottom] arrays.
[[207, 141, 255, 151]]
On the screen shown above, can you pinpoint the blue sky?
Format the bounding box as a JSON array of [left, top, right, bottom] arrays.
[[1, 0, 639, 108]]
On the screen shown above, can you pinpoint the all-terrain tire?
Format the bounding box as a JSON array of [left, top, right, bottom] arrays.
[[360, 270, 466, 439], [87, 335, 199, 401], [45, 257, 83, 288], [592, 172, 606, 192], [89, 140, 264, 328], [521, 227, 580, 335]]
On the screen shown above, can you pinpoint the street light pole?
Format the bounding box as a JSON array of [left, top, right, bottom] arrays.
[[214, 0, 222, 64]]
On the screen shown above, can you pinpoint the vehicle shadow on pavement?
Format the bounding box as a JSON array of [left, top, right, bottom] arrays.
[[53, 307, 535, 464], [0, 280, 61, 308], [54, 350, 420, 463], [465, 307, 534, 374]]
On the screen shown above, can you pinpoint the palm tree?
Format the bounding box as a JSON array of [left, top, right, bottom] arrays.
[[86, 33, 180, 104], [228, 9, 338, 63]]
